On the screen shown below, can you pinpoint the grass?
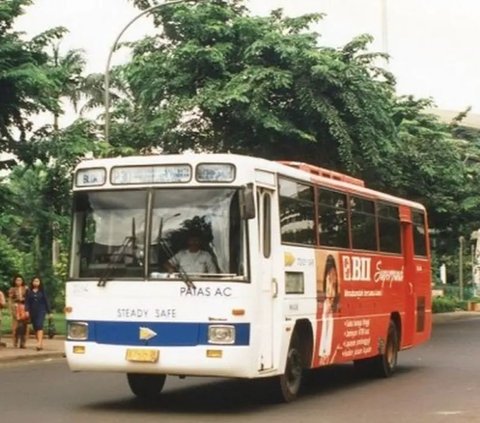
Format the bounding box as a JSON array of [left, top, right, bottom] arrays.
[[0, 311, 66, 336]]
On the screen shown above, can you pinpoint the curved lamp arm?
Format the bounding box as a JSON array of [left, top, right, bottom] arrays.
[[104, 0, 197, 144]]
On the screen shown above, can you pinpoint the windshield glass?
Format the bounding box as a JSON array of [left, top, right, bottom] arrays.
[[70, 188, 247, 280], [70, 190, 146, 279], [149, 188, 246, 279]]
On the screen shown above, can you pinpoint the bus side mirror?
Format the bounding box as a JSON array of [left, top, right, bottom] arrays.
[[240, 183, 256, 220]]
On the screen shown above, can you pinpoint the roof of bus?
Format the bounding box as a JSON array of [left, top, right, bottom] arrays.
[[76, 153, 426, 211]]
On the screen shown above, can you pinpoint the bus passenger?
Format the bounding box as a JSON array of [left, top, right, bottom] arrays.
[[165, 232, 216, 274]]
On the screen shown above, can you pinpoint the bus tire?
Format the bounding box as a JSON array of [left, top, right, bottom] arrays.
[[274, 334, 304, 402], [354, 320, 399, 378], [372, 320, 399, 378], [127, 373, 166, 399]]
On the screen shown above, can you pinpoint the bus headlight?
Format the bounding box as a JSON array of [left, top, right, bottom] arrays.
[[208, 325, 235, 344], [68, 322, 89, 341]]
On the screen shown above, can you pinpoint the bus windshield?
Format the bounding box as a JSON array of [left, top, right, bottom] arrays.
[[70, 188, 247, 281]]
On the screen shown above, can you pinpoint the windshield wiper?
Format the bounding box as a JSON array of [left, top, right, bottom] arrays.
[[98, 218, 137, 287]]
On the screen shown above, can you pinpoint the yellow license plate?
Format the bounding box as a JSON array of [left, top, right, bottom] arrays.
[[126, 348, 159, 363]]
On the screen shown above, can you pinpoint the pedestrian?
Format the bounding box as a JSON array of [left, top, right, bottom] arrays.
[[25, 276, 52, 351], [8, 274, 29, 348], [0, 288, 6, 347], [14, 300, 28, 349]]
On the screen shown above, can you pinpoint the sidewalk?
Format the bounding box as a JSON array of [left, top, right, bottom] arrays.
[[0, 335, 65, 363]]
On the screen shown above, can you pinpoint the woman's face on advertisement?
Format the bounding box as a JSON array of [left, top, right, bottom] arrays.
[[326, 267, 337, 298]]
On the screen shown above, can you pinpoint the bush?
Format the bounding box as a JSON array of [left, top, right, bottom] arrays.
[[432, 296, 467, 313]]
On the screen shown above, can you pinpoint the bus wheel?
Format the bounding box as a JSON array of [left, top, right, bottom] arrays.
[[127, 373, 166, 400], [372, 321, 399, 378], [354, 321, 399, 378], [276, 335, 303, 402]]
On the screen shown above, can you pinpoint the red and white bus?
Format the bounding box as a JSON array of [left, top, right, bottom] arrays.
[[66, 154, 431, 402]]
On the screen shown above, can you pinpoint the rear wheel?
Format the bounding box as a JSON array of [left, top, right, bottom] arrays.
[[127, 373, 166, 400], [354, 320, 399, 378], [372, 320, 399, 377]]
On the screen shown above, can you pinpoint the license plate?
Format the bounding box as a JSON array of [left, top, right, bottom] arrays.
[[126, 348, 159, 363]]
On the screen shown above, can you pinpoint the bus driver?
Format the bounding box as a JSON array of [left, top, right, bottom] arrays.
[[164, 232, 216, 274]]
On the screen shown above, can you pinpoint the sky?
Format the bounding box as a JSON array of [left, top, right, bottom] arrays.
[[13, 0, 480, 118]]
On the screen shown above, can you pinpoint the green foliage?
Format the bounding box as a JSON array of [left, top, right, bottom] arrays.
[[0, 312, 66, 335], [0, 2, 104, 301], [1, 0, 480, 303], [432, 296, 467, 313], [0, 234, 25, 292], [0, 0, 65, 152], [116, 0, 397, 186]]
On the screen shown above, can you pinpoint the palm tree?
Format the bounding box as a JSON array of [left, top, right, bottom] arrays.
[[47, 44, 87, 130]]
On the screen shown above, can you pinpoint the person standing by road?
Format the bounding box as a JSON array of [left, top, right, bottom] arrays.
[[8, 275, 29, 348], [25, 276, 52, 351], [0, 288, 6, 347]]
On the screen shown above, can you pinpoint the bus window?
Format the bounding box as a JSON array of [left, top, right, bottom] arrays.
[[263, 194, 271, 258], [377, 203, 401, 254], [350, 196, 377, 251], [318, 188, 349, 248], [279, 178, 315, 245], [71, 190, 147, 279], [413, 210, 427, 257], [149, 188, 247, 278]]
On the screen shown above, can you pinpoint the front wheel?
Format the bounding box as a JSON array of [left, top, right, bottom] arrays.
[[127, 373, 166, 400], [272, 335, 304, 402]]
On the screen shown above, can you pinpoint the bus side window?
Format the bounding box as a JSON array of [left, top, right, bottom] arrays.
[[263, 194, 271, 258], [377, 203, 401, 254], [279, 178, 315, 245], [318, 188, 349, 248], [257, 191, 261, 251], [350, 196, 377, 251], [412, 211, 427, 256]]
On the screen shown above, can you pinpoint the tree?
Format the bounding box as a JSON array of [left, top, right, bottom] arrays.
[[46, 43, 87, 130], [0, 1, 105, 296], [112, 0, 480, 274], [110, 0, 397, 185], [0, 0, 63, 160]]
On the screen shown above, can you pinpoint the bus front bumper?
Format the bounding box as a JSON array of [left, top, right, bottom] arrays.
[[65, 341, 260, 378]]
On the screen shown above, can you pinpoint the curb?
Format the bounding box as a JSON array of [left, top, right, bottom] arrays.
[[0, 336, 66, 364], [0, 351, 65, 364], [432, 311, 480, 324]]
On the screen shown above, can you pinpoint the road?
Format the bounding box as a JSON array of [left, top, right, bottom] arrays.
[[1, 317, 480, 423]]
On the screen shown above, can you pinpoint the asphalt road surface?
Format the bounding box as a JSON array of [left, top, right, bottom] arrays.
[[2, 317, 480, 423]]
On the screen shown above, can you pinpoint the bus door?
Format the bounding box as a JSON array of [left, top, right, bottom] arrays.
[[400, 207, 415, 348], [257, 186, 275, 370]]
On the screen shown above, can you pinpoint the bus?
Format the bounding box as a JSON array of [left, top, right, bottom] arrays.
[[66, 153, 431, 402]]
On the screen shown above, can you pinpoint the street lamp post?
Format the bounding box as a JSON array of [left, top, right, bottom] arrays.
[[380, 0, 389, 56], [104, 0, 196, 144], [459, 236, 465, 300]]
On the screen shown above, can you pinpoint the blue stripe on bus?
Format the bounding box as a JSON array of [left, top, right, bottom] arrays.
[[67, 321, 250, 346]]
